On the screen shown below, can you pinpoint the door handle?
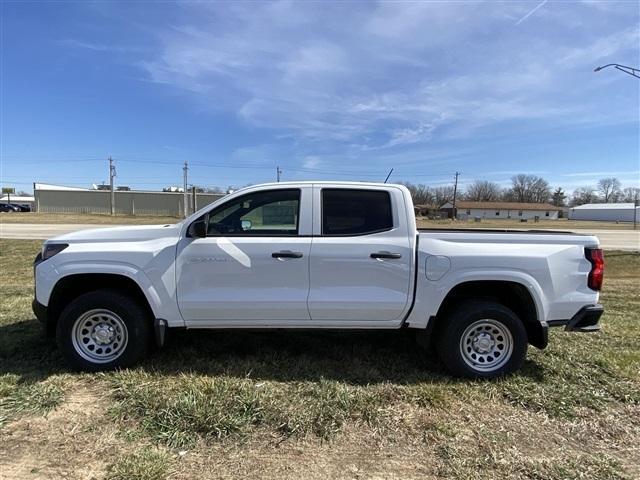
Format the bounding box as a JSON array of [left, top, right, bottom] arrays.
[[370, 251, 402, 259], [272, 251, 304, 259]]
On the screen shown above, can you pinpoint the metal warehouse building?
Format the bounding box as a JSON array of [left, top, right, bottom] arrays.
[[33, 184, 225, 217], [568, 203, 640, 222]]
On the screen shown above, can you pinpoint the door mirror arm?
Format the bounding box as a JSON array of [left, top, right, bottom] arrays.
[[188, 214, 209, 238]]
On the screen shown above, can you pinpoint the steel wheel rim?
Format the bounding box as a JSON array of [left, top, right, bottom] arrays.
[[71, 309, 128, 363], [460, 319, 513, 372]]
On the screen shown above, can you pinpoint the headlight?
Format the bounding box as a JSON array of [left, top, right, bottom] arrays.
[[42, 243, 69, 260]]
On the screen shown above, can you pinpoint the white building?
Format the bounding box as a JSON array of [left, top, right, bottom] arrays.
[[441, 201, 561, 220], [568, 203, 640, 222]]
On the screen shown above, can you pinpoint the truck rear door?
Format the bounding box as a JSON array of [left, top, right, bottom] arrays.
[[307, 185, 414, 324]]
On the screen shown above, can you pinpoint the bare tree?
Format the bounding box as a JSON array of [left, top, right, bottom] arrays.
[[202, 186, 225, 194], [465, 180, 502, 202], [570, 186, 598, 206], [551, 187, 567, 207], [400, 182, 435, 205], [504, 174, 551, 203], [598, 177, 622, 203], [622, 187, 640, 203], [433, 186, 456, 206]]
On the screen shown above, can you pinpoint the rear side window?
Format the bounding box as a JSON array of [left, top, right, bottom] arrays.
[[322, 189, 393, 236]]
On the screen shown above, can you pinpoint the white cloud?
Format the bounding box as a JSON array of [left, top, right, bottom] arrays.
[[130, 1, 638, 167], [302, 156, 322, 168]]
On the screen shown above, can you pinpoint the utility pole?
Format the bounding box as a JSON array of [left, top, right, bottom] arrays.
[[634, 193, 638, 231], [109, 156, 116, 215], [276, 166, 282, 183], [451, 171, 460, 220], [183, 161, 189, 218], [192, 185, 197, 213]]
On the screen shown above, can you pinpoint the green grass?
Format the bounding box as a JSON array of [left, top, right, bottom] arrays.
[[105, 448, 171, 480], [0, 375, 66, 427], [1, 239, 639, 479], [110, 371, 406, 446]]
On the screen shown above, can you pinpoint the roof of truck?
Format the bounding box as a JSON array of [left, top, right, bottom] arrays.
[[248, 181, 402, 187]]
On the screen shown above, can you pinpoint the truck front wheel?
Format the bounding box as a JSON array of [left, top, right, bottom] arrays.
[[56, 289, 151, 371], [437, 301, 527, 378]]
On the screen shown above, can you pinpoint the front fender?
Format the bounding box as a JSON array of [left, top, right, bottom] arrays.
[[35, 260, 175, 325]]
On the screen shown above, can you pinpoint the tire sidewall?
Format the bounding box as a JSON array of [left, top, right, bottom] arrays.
[[56, 290, 150, 371], [438, 302, 527, 379]]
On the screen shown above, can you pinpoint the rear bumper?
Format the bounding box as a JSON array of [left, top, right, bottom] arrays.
[[548, 304, 604, 332]]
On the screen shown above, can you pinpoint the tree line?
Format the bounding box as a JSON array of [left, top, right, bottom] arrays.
[[402, 175, 640, 207]]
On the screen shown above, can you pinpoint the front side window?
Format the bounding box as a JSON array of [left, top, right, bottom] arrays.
[[206, 189, 300, 236], [322, 189, 392, 236]]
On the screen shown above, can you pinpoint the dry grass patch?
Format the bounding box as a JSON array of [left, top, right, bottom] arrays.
[[416, 217, 636, 230]]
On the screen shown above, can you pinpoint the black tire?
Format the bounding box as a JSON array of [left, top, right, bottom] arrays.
[[56, 289, 152, 371], [436, 301, 527, 379]]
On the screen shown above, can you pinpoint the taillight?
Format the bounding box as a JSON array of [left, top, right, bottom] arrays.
[[585, 248, 604, 291]]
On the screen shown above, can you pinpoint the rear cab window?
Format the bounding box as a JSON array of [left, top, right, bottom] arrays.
[[321, 189, 393, 236]]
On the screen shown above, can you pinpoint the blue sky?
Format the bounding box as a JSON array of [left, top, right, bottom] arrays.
[[1, 0, 639, 194]]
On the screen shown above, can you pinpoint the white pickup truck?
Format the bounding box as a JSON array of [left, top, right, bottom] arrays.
[[33, 182, 605, 378]]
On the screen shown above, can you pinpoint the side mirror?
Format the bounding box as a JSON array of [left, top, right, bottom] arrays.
[[189, 219, 207, 238], [241, 219, 252, 231]]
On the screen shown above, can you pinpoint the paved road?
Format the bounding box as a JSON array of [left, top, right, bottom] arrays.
[[1, 223, 639, 250]]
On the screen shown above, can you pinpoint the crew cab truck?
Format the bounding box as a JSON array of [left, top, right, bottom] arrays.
[[32, 182, 605, 378]]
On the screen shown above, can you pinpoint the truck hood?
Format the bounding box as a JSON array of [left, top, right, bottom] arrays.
[[47, 223, 183, 244]]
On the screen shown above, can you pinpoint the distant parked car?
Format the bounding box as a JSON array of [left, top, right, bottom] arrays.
[[13, 204, 31, 212], [0, 203, 20, 212]]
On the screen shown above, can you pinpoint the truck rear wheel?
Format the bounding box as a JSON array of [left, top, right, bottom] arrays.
[[56, 289, 151, 371], [437, 301, 527, 378]]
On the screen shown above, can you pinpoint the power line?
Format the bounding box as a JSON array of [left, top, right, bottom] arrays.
[[3, 156, 455, 177]]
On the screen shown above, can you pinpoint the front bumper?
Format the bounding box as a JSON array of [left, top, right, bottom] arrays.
[[548, 304, 604, 332], [32, 299, 56, 337], [32, 299, 48, 324]]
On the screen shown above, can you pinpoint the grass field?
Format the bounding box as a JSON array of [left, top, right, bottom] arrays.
[[1, 212, 637, 230], [0, 212, 181, 225], [0, 239, 638, 479], [417, 217, 636, 230]]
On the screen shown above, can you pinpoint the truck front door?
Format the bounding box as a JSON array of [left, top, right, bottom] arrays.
[[176, 186, 312, 325]]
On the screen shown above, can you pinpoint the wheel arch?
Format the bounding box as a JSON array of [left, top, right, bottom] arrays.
[[45, 273, 155, 337], [429, 280, 547, 350]]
